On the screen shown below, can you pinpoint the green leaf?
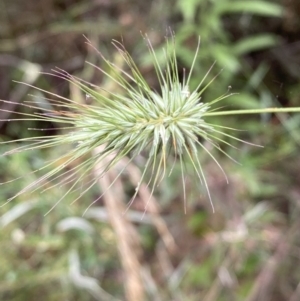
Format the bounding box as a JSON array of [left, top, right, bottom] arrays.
[[177, 0, 205, 22], [216, 1, 283, 17], [211, 45, 240, 72], [233, 34, 281, 55], [229, 93, 260, 109]]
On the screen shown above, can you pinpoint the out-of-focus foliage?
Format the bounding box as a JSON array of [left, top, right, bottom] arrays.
[[1, 0, 300, 300]]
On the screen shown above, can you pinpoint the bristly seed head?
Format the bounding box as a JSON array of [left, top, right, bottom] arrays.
[[0, 34, 243, 214]]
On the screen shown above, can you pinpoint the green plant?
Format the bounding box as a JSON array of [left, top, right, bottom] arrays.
[[1, 34, 300, 215], [174, 0, 283, 104]]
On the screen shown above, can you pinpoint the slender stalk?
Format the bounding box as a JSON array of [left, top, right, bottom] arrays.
[[204, 107, 300, 116]]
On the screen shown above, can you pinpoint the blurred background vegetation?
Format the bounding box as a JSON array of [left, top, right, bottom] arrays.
[[1, 0, 300, 300]]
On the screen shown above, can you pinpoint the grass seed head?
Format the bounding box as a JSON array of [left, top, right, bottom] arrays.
[[1, 35, 239, 214]]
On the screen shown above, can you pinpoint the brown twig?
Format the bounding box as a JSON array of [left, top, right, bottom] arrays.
[[93, 148, 145, 301]]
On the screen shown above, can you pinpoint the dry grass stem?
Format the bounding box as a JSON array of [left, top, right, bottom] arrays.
[[93, 148, 144, 301]]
